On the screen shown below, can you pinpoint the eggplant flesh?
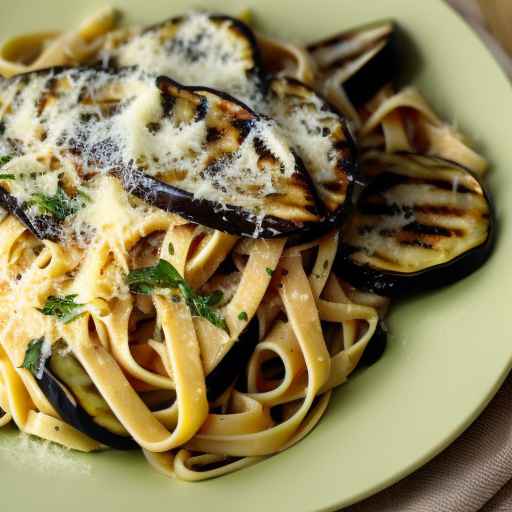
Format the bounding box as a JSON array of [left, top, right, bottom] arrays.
[[307, 20, 396, 106], [103, 12, 265, 106], [266, 77, 356, 219], [0, 67, 322, 239], [336, 153, 494, 297], [206, 317, 260, 402], [37, 344, 136, 450], [103, 14, 357, 232]]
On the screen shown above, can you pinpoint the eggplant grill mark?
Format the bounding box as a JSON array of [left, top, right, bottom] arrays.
[[36, 77, 58, 117], [332, 139, 352, 151], [377, 228, 397, 238], [336, 156, 356, 177], [77, 85, 89, 103], [362, 172, 406, 196], [399, 239, 433, 249], [402, 221, 453, 238], [231, 118, 255, 143], [323, 181, 345, 193], [206, 126, 223, 143], [146, 122, 161, 135], [195, 96, 208, 121], [253, 137, 275, 162], [372, 171, 477, 195], [160, 92, 176, 117], [423, 178, 476, 195], [413, 205, 465, 216]]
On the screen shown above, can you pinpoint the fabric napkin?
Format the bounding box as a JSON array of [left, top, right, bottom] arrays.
[[342, 2, 512, 511]]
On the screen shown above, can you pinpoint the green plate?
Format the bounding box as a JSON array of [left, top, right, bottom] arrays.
[[1, 0, 510, 510]]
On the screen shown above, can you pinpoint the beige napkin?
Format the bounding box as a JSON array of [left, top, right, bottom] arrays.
[[342, 2, 512, 511]]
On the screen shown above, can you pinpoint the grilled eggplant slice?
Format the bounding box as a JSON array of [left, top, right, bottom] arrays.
[[0, 67, 322, 239], [336, 153, 494, 296], [103, 12, 265, 105], [266, 77, 356, 226], [103, 15, 358, 230], [38, 343, 136, 450], [308, 20, 396, 106], [206, 317, 260, 402]]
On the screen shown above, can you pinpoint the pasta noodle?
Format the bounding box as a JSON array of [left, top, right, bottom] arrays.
[[0, 7, 490, 482]]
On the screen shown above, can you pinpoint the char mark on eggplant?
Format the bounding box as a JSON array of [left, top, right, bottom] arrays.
[[0, 67, 324, 239], [335, 152, 495, 296]]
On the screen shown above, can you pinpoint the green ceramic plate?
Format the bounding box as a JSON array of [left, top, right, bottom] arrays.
[[1, 0, 511, 510]]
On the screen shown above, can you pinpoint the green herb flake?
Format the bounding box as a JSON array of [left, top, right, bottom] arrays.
[[0, 174, 15, 180], [265, 267, 274, 277], [28, 187, 87, 221], [38, 294, 85, 324], [204, 290, 224, 307], [21, 337, 48, 378], [126, 259, 182, 294], [127, 259, 228, 332], [168, 242, 175, 256], [238, 311, 248, 322], [0, 155, 12, 167]]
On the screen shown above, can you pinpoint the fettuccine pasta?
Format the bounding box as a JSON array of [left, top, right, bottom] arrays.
[[0, 7, 492, 481]]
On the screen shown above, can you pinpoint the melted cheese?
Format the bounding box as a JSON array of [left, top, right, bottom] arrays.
[[111, 13, 263, 106], [0, 67, 314, 238]]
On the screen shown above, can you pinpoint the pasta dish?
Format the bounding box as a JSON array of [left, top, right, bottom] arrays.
[[0, 7, 494, 480]]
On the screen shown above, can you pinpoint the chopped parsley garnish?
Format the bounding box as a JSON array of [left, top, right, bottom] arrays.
[[127, 259, 227, 331], [0, 174, 15, 180], [38, 294, 85, 324], [168, 242, 175, 256], [28, 187, 87, 221], [238, 311, 248, 321], [0, 155, 12, 167], [21, 337, 50, 378], [265, 267, 274, 277]]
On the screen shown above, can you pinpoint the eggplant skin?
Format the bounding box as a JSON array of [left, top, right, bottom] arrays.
[[0, 67, 324, 240], [336, 231, 495, 297], [266, 77, 357, 221], [206, 317, 260, 402], [123, 169, 306, 239], [0, 187, 61, 241], [37, 366, 137, 450], [307, 20, 396, 106], [343, 32, 396, 106], [128, 76, 324, 238], [335, 153, 496, 297], [355, 322, 388, 369]]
